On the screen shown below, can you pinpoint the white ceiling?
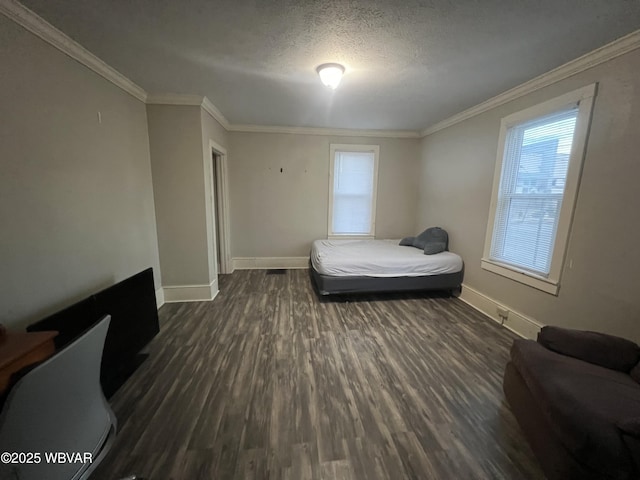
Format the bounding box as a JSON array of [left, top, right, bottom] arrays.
[[18, 0, 640, 131]]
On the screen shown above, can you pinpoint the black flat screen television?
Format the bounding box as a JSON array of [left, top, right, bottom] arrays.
[[27, 268, 160, 398]]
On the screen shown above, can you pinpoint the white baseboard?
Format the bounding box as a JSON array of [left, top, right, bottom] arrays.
[[232, 256, 309, 270], [162, 278, 219, 303], [155, 287, 165, 309], [459, 284, 544, 339]]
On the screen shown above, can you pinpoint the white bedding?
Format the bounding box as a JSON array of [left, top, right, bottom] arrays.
[[311, 239, 463, 277]]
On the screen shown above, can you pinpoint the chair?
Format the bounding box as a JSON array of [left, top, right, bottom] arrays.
[[0, 315, 117, 480]]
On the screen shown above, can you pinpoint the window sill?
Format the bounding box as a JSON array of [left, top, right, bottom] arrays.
[[480, 259, 559, 295], [328, 234, 375, 240]]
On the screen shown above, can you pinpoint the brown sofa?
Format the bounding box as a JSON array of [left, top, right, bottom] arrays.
[[504, 326, 640, 480]]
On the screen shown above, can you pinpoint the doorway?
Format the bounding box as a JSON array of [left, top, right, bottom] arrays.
[[208, 140, 231, 274], [212, 151, 222, 273]]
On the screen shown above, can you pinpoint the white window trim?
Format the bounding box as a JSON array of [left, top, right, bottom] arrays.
[[328, 144, 380, 239], [481, 83, 597, 295]]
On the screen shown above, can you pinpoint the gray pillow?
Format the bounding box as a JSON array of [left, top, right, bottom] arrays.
[[424, 242, 447, 255], [414, 227, 448, 254], [412, 229, 431, 249], [399, 236, 415, 246]]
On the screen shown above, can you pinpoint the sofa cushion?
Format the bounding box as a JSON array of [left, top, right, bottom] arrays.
[[631, 362, 640, 384], [621, 433, 640, 477], [538, 326, 640, 372], [618, 417, 640, 437], [510, 339, 640, 478]]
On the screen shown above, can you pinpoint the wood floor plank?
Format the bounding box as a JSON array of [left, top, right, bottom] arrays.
[[90, 269, 544, 480]]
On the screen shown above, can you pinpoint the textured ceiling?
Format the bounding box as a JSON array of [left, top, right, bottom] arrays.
[[18, 0, 640, 131]]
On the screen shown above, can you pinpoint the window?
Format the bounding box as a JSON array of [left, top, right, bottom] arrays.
[[482, 84, 596, 294], [328, 144, 379, 237]]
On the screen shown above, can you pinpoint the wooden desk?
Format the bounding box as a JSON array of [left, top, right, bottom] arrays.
[[0, 331, 58, 394]]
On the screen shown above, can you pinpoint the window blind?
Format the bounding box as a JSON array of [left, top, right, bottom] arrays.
[[331, 151, 375, 235], [490, 107, 578, 276]]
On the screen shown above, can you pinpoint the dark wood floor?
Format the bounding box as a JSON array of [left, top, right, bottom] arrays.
[[91, 269, 544, 480]]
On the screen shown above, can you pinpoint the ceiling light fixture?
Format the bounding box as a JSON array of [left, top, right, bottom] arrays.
[[316, 63, 345, 89]]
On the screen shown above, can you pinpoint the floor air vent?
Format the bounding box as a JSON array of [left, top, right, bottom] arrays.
[[265, 269, 287, 275]]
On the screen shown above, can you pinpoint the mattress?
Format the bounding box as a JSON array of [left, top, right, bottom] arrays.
[[311, 239, 463, 277]]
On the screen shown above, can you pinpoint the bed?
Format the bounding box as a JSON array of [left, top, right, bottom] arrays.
[[310, 238, 464, 295]]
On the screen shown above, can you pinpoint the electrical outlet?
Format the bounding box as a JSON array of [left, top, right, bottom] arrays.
[[497, 307, 509, 320]]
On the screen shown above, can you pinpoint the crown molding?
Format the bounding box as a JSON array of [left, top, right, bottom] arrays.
[[227, 123, 421, 138], [202, 97, 231, 130], [421, 28, 640, 137], [5, 0, 638, 138], [146, 95, 419, 137], [145, 93, 205, 106], [0, 1, 411, 138], [146, 94, 231, 130], [0, 0, 147, 102]]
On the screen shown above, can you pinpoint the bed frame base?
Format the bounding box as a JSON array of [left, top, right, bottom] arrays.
[[310, 265, 464, 296]]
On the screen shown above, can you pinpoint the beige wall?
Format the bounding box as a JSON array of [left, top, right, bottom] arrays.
[[0, 15, 161, 329], [228, 132, 420, 258], [418, 49, 640, 342], [147, 105, 207, 286], [147, 105, 228, 288]]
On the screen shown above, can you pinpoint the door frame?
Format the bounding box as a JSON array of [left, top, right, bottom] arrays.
[[207, 140, 232, 274]]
